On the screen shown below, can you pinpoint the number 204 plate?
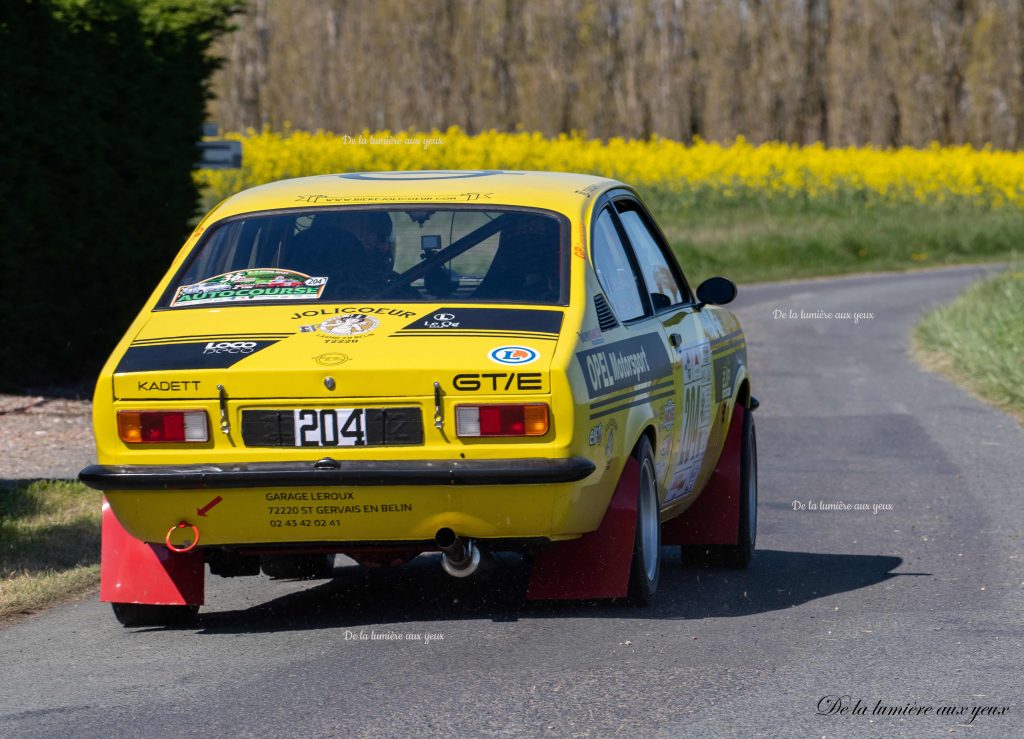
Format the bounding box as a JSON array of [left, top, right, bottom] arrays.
[[294, 408, 366, 446]]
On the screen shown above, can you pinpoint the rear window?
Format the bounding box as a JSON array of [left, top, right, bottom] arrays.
[[163, 207, 568, 307]]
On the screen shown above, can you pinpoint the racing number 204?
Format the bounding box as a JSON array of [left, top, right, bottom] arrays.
[[680, 384, 702, 461], [294, 409, 366, 446]]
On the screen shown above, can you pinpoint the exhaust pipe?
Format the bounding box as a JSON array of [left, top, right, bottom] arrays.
[[435, 528, 481, 578]]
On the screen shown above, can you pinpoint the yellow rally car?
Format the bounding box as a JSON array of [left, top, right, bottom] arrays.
[[79, 170, 757, 626]]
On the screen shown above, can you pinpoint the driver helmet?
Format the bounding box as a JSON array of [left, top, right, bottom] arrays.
[[311, 210, 396, 273]]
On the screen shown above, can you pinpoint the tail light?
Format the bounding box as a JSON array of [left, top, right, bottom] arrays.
[[118, 410, 209, 443], [455, 404, 549, 437]]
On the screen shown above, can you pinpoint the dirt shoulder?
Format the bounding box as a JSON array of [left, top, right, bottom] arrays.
[[0, 395, 94, 482]]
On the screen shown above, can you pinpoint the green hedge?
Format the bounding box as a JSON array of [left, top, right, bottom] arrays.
[[0, 0, 235, 392]]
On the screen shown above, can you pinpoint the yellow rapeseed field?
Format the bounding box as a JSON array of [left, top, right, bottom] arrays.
[[197, 128, 1024, 208]]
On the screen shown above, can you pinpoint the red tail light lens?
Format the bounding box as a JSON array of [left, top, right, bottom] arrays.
[[455, 404, 549, 437], [118, 410, 209, 443]]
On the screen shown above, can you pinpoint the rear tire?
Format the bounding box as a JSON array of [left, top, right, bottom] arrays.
[[260, 553, 335, 579], [627, 436, 661, 605], [111, 603, 198, 627]]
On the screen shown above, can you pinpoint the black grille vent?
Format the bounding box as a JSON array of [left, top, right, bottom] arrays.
[[594, 293, 619, 331]]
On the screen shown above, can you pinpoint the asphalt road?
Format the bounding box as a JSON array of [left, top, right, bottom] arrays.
[[3, 265, 1022, 739]]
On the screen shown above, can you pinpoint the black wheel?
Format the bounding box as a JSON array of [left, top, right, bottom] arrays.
[[690, 406, 757, 569], [627, 436, 661, 605], [260, 553, 335, 579], [111, 603, 199, 627]]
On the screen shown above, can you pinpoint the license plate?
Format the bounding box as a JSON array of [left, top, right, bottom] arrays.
[[293, 408, 366, 447], [241, 408, 423, 448]]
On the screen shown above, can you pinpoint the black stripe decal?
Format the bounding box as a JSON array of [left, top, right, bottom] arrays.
[[115, 341, 280, 372], [589, 391, 676, 420], [390, 331, 558, 341], [132, 337, 289, 346], [400, 308, 563, 334], [132, 333, 290, 343], [394, 328, 555, 336], [588, 379, 675, 410]]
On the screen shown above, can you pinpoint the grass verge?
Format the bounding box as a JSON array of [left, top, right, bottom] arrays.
[[0, 480, 102, 622], [914, 267, 1024, 423], [642, 192, 1024, 286]]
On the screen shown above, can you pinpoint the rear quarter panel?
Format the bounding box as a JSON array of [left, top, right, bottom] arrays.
[[554, 193, 665, 534]]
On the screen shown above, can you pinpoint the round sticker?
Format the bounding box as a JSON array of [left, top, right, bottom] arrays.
[[318, 315, 380, 336], [314, 352, 351, 366], [489, 346, 538, 365]]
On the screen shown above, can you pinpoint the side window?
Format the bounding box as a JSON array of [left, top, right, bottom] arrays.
[[592, 208, 645, 321], [615, 200, 686, 307]]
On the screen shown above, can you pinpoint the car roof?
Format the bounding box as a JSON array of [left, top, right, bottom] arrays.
[[211, 170, 624, 220]]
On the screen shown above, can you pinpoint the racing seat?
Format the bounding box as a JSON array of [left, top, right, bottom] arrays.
[[472, 216, 561, 303]]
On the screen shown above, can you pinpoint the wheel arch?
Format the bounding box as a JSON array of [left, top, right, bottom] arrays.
[[736, 377, 751, 410], [636, 424, 657, 456]]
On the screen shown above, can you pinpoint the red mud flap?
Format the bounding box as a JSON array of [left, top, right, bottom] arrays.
[[100, 498, 204, 606], [526, 457, 639, 600], [661, 404, 744, 546]]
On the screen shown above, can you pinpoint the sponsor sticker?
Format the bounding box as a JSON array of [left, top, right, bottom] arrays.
[[588, 424, 603, 446], [575, 334, 672, 399], [604, 419, 617, 459], [712, 350, 743, 402], [292, 307, 414, 320], [301, 314, 380, 336], [667, 340, 714, 502], [203, 341, 257, 355], [172, 269, 328, 306], [489, 346, 538, 365], [412, 312, 461, 329], [452, 372, 544, 392], [661, 399, 676, 431], [136, 379, 201, 392]]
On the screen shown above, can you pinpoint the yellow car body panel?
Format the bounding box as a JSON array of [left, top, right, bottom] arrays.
[[87, 171, 749, 549]]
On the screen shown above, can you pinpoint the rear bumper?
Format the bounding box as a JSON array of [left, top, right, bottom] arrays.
[[79, 457, 596, 491]]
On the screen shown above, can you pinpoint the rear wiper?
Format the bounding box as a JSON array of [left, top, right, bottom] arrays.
[[372, 213, 510, 299]]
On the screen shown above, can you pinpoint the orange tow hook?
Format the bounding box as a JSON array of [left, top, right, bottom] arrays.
[[165, 521, 200, 553]]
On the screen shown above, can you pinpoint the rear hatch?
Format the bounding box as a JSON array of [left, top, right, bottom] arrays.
[[113, 303, 563, 402]]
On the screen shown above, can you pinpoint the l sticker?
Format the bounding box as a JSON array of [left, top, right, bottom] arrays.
[[489, 346, 538, 365]]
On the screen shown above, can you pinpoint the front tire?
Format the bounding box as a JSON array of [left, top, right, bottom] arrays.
[[627, 436, 661, 604], [704, 406, 757, 569], [111, 603, 199, 627]]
